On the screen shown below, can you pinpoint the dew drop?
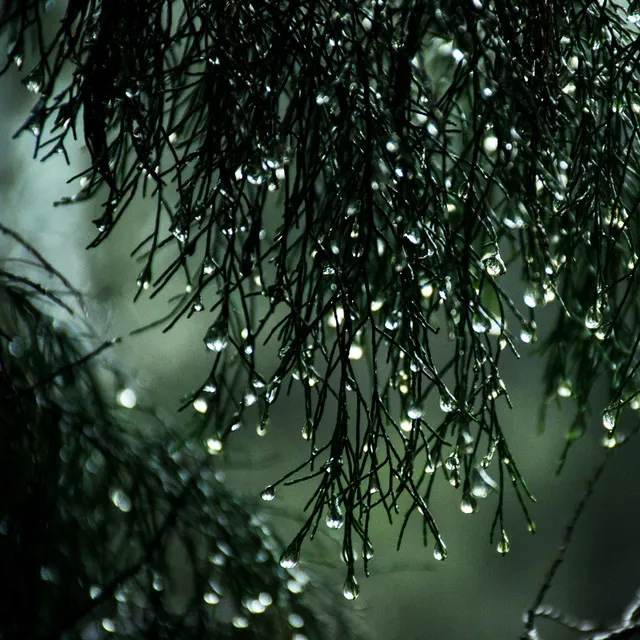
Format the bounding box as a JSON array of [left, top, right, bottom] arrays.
[[288, 613, 305, 628], [519, 321, 537, 343], [279, 545, 300, 569], [483, 135, 499, 153], [460, 493, 478, 514], [232, 616, 249, 629], [326, 501, 344, 529], [496, 532, 510, 555], [472, 313, 491, 334], [102, 619, 116, 633], [256, 417, 269, 437], [193, 397, 208, 413], [343, 574, 360, 600], [261, 486, 276, 502], [557, 380, 572, 398], [482, 252, 506, 276], [439, 393, 456, 413], [406, 404, 423, 420], [170, 222, 188, 244], [602, 408, 616, 431], [433, 538, 447, 561], [116, 388, 137, 409], [349, 344, 364, 360], [585, 306, 602, 330], [202, 256, 216, 275], [523, 283, 542, 308], [470, 467, 497, 498], [109, 488, 131, 513], [301, 420, 313, 440], [363, 541, 375, 560], [204, 322, 228, 352], [206, 437, 223, 454], [244, 390, 258, 406]]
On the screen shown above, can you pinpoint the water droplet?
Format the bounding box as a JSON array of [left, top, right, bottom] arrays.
[[206, 437, 223, 454], [363, 540, 375, 560], [256, 417, 269, 436], [386, 139, 399, 153], [439, 393, 456, 413], [170, 222, 188, 244], [602, 408, 616, 431], [327, 306, 345, 327], [603, 433, 617, 448], [116, 388, 137, 408], [326, 501, 344, 529], [482, 252, 506, 276], [471, 313, 491, 334], [301, 420, 313, 440], [557, 380, 572, 398], [109, 488, 132, 513], [404, 230, 420, 245], [384, 314, 400, 331], [202, 256, 216, 275], [496, 532, 510, 555], [204, 322, 228, 352], [22, 65, 44, 94], [136, 272, 150, 290], [585, 306, 602, 330], [193, 397, 208, 413], [261, 486, 276, 501], [348, 344, 363, 360], [204, 591, 220, 605], [102, 618, 116, 633], [288, 613, 305, 628], [520, 321, 537, 343], [433, 538, 447, 561], [406, 404, 423, 420], [420, 280, 434, 298], [470, 467, 497, 498], [244, 390, 257, 406], [343, 574, 360, 600], [460, 492, 478, 514], [232, 616, 249, 629], [280, 544, 300, 569], [523, 283, 543, 308], [483, 135, 499, 153]]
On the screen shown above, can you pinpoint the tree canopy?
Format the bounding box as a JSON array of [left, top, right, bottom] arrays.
[[3, 1, 640, 637]]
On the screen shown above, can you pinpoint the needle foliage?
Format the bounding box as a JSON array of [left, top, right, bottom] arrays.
[[3, 1, 640, 637]]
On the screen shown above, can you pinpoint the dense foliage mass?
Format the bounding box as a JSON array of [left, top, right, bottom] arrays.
[[3, 1, 640, 637]]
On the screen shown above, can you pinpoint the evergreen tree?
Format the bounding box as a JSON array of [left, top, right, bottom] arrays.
[[2, 1, 640, 638]]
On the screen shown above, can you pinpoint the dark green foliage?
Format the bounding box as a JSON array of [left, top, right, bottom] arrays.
[[0, 233, 365, 638], [3, 1, 640, 637]]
